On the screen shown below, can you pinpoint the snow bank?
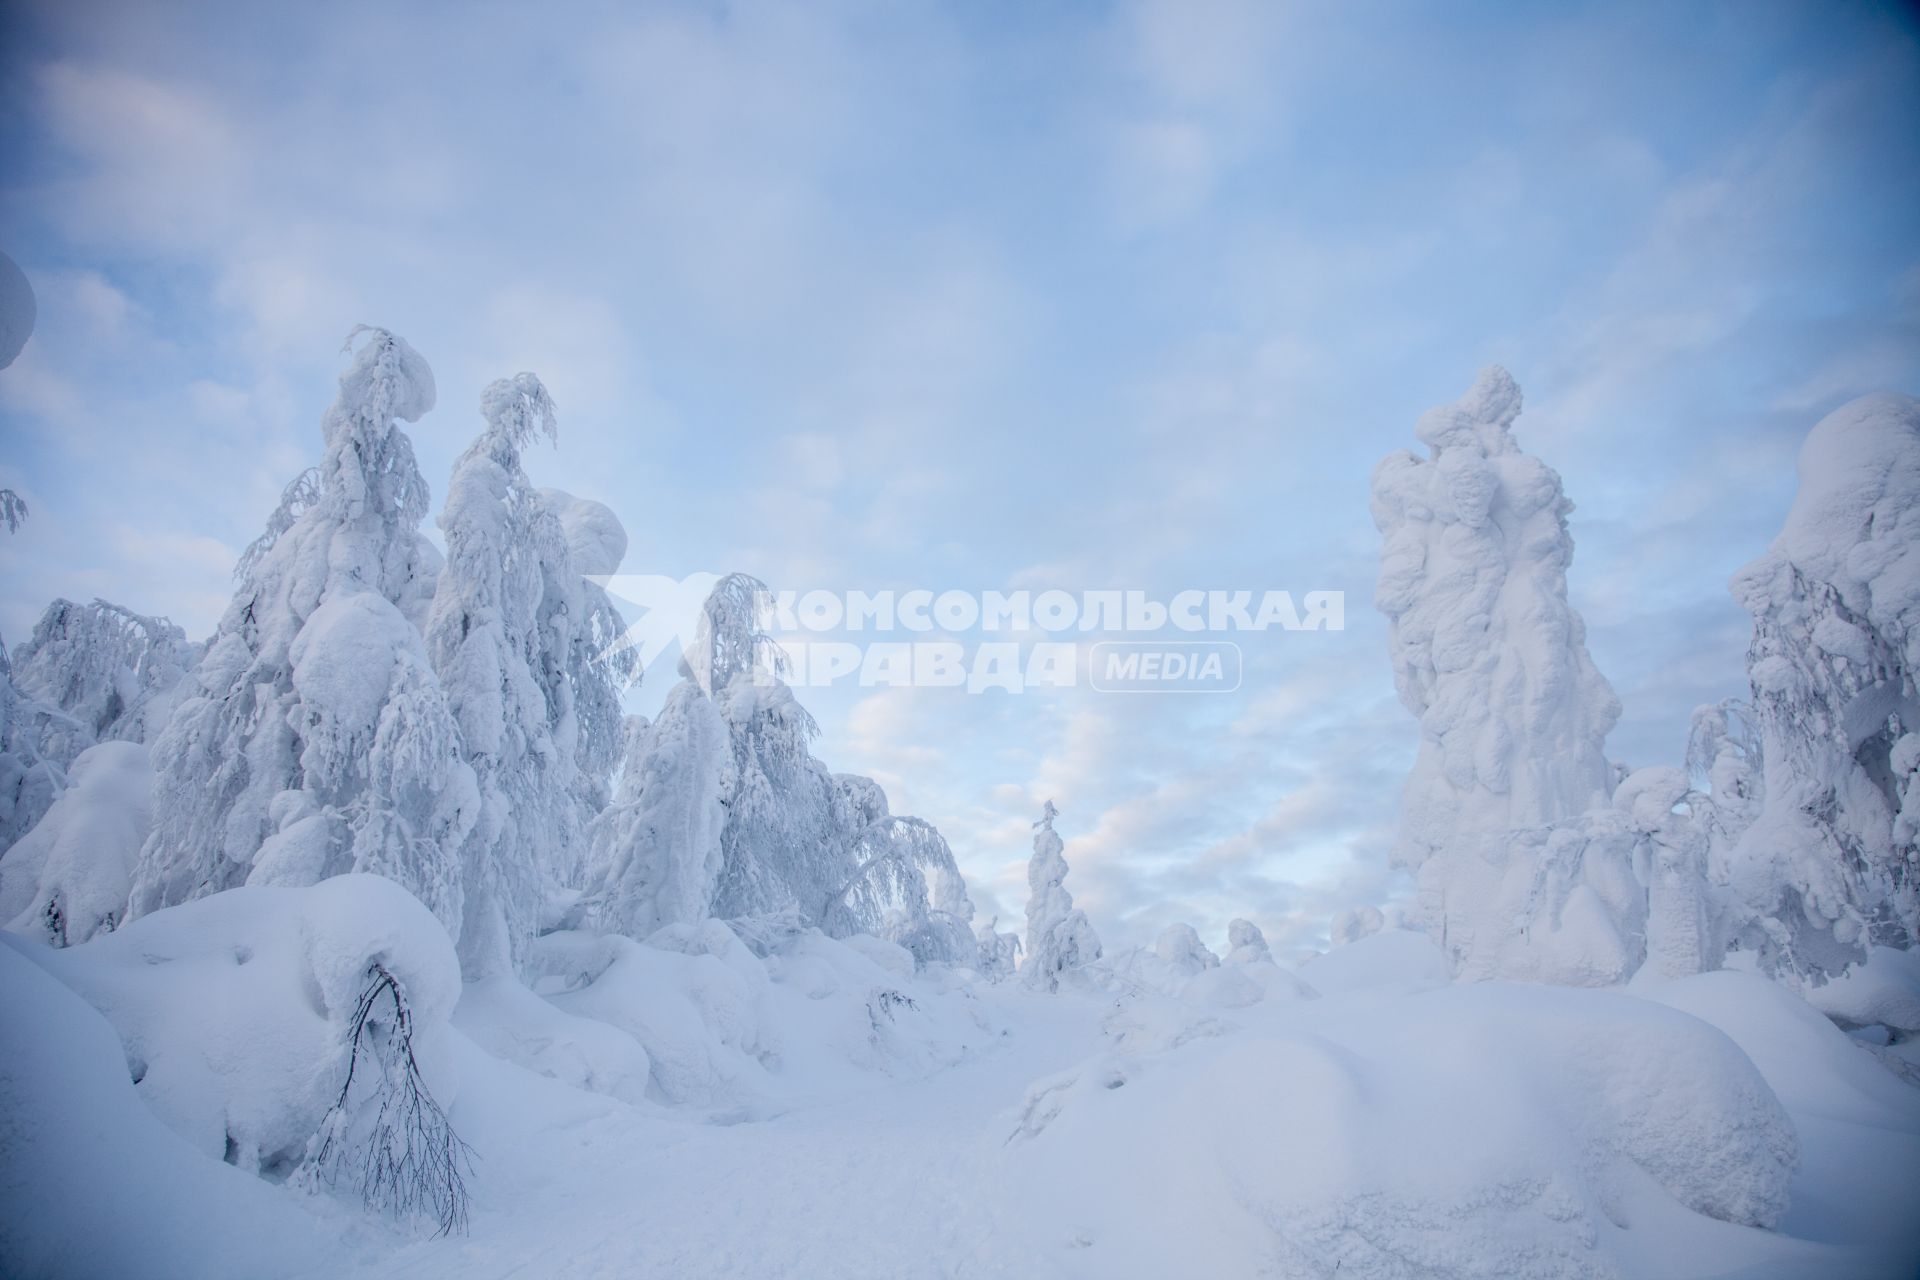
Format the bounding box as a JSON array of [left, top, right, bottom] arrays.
[[1007, 983, 1799, 1279], [0, 940, 336, 1279], [1803, 945, 1920, 1033], [11, 875, 462, 1176], [524, 920, 994, 1114]]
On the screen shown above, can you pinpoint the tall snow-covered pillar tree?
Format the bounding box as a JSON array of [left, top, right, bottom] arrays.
[[424, 373, 584, 977], [1725, 392, 1920, 979], [1371, 368, 1642, 983], [132, 329, 475, 931], [1022, 800, 1100, 991]]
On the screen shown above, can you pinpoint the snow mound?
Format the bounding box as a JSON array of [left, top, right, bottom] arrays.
[[10, 875, 462, 1176], [1804, 945, 1920, 1033], [1647, 969, 1920, 1128], [1297, 927, 1450, 994], [1007, 984, 1798, 1278], [523, 921, 993, 1114], [0, 940, 335, 1279], [451, 974, 653, 1105]]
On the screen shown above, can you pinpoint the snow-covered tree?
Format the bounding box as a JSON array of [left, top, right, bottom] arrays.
[[828, 775, 980, 966], [9, 598, 195, 769], [0, 489, 26, 533], [1225, 917, 1274, 963], [1613, 766, 1720, 980], [1372, 367, 1640, 983], [587, 573, 967, 951], [1022, 800, 1101, 991], [425, 372, 589, 976], [1724, 392, 1920, 979], [539, 488, 640, 873], [700, 575, 855, 928], [581, 695, 733, 940], [0, 740, 151, 946], [0, 598, 191, 853], [1687, 701, 1764, 873], [1329, 907, 1384, 949], [974, 916, 1022, 980], [132, 328, 474, 932], [1154, 922, 1219, 976]]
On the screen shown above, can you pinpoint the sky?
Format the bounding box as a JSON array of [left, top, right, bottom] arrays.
[[1, 0, 1917, 955]]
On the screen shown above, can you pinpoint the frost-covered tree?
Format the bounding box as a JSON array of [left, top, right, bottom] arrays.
[[0, 489, 26, 533], [132, 328, 474, 931], [1724, 392, 1920, 979], [1022, 801, 1101, 991], [425, 373, 590, 976], [1372, 367, 1640, 983]]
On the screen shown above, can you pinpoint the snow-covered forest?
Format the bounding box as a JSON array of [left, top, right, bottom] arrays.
[[4, 2, 1920, 1277], [0, 326, 1915, 1277]]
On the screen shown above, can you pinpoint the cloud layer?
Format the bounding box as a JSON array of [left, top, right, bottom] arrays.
[[2, 0, 1916, 953]]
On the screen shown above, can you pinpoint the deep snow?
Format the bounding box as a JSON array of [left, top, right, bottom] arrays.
[[4, 913, 1916, 1280]]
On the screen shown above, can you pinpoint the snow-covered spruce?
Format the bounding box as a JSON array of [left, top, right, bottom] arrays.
[[131, 329, 475, 935], [1724, 392, 1920, 979], [1022, 800, 1101, 991], [1372, 367, 1640, 983]]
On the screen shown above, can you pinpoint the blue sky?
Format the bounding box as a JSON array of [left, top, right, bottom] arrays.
[[2, 0, 1917, 953]]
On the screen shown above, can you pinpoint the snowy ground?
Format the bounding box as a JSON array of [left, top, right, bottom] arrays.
[[11, 906, 1914, 1280]]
